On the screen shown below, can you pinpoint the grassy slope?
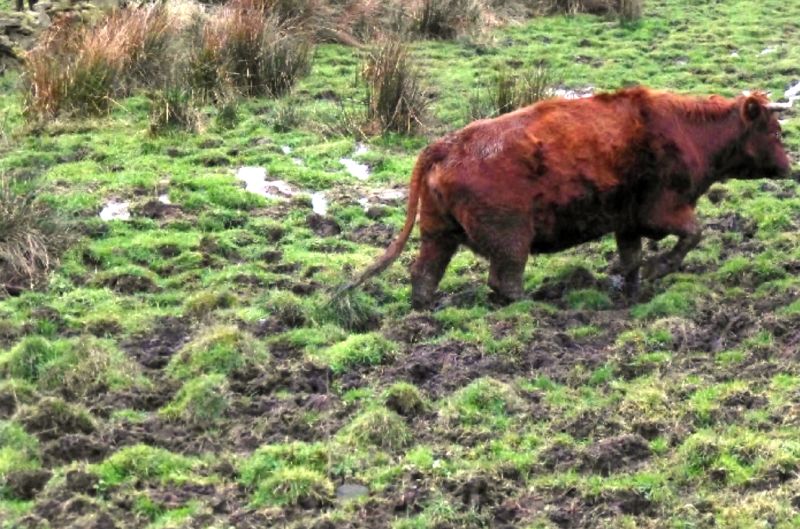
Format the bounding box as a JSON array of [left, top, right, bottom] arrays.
[[1, 0, 800, 528]]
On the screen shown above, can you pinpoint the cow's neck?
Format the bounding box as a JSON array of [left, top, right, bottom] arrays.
[[671, 102, 743, 196]]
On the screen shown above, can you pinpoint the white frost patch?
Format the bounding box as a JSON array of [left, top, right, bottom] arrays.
[[760, 47, 776, 55], [292, 157, 304, 166], [236, 166, 299, 199], [99, 200, 130, 221], [311, 192, 328, 216], [340, 143, 371, 181], [358, 197, 370, 210], [158, 194, 171, 205], [281, 145, 292, 154], [553, 86, 594, 100], [730, 51, 740, 58]]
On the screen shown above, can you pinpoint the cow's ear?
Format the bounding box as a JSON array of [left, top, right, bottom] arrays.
[[742, 96, 763, 122]]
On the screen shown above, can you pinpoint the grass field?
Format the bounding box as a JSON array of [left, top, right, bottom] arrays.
[[1, 0, 800, 527]]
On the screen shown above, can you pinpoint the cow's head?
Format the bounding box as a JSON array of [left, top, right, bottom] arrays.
[[732, 93, 792, 179]]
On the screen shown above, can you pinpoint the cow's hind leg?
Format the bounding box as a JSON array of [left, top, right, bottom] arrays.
[[410, 233, 459, 310], [615, 232, 642, 298]]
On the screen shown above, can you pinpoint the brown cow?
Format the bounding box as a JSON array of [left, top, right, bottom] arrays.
[[341, 87, 792, 308]]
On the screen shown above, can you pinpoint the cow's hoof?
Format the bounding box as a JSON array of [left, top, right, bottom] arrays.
[[487, 290, 520, 306], [641, 259, 673, 280]]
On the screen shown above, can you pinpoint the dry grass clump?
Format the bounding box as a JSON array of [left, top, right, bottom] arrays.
[[22, 5, 174, 119], [201, 5, 313, 97], [416, 0, 483, 39], [540, 0, 642, 20], [0, 173, 68, 293], [22, 0, 315, 121], [363, 38, 428, 134]]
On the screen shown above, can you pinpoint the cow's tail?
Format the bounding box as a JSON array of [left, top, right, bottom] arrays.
[[333, 147, 439, 297]]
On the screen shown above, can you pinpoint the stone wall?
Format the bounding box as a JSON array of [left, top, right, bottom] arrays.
[[0, 0, 117, 73]]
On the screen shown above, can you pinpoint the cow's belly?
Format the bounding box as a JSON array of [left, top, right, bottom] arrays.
[[529, 192, 631, 253]]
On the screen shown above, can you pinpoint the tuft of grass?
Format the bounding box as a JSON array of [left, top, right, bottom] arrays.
[[250, 467, 333, 508], [183, 289, 236, 319], [566, 288, 613, 310], [316, 290, 380, 332], [362, 39, 429, 134], [167, 324, 267, 379], [14, 397, 96, 439], [264, 290, 306, 328], [34, 336, 143, 397], [0, 336, 63, 382], [339, 406, 412, 451], [323, 332, 397, 374], [159, 373, 231, 426], [631, 281, 709, 320], [383, 382, 428, 417], [239, 441, 329, 487], [95, 445, 200, 488], [0, 420, 40, 477], [438, 378, 523, 429]]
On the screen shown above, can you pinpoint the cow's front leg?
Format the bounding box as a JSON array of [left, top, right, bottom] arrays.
[[615, 232, 642, 298], [642, 204, 702, 280]]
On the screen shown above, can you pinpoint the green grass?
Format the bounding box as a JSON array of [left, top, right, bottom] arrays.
[[1, 0, 800, 526]]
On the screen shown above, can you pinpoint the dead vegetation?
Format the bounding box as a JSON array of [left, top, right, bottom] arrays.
[[0, 174, 68, 294]]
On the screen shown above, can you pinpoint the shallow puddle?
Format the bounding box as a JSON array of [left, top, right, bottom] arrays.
[[236, 167, 298, 199], [311, 192, 328, 216], [340, 143, 371, 180]]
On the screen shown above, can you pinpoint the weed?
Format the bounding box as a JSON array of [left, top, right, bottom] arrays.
[[0, 173, 68, 291], [469, 63, 555, 119], [204, 6, 313, 97], [148, 88, 205, 135]]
